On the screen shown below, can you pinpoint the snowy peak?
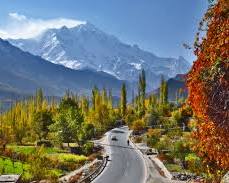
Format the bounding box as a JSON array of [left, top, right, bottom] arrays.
[[0, 38, 124, 96], [8, 23, 191, 90]]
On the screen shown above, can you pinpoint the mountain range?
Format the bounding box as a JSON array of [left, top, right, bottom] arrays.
[[8, 22, 191, 90], [0, 38, 125, 97]]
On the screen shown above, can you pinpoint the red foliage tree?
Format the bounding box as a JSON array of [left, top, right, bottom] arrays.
[[187, 0, 229, 174]]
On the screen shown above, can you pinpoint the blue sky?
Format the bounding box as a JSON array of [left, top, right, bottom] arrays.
[[0, 0, 208, 63]]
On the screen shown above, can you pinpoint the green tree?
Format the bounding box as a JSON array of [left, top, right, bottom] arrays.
[[159, 76, 168, 105], [148, 94, 157, 112], [59, 96, 78, 110], [36, 88, 44, 110], [52, 98, 84, 146], [164, 80, 168, 104], [120, 83, 127, 117], [32, 110, 53, 140], [81, 96, 89, 115], [92, 86, 98, 111], [79, 123, 95, 145], [102, 88, 108, 106], [139, 69, 146, 114], [108, 89, 113, 109]]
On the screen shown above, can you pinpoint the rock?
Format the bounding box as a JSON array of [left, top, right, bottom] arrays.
[[221, 172, 229, 183]]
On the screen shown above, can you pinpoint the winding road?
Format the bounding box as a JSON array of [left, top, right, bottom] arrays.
[[92, 126, 146, 183]]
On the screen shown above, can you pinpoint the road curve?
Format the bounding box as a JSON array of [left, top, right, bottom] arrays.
[[92, 126, 146, 183]]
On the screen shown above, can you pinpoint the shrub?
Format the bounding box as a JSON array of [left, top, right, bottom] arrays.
[[131, 119, 145, 133], [48, 153, 87, 172], [88, 152, 102, 161], [82, 142, 94, 155], [49, 153, 87, 163], [28, 146, 58, 181], [185, 153, 203, 175], [146, 129, 161, 147], [133, 136, 143, 143], [156, 136, 171, 153], [165, 163, 183, 172], [36, 140, 53, 147]]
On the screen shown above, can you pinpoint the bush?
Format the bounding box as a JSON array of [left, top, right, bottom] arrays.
[[0, 148, 28, 162], [144, 112, 159, 127], [131, 119, 145, 133], [49, 153, 87, 163], [156, 136, 171, 153], [7, 145, 35, 155], [146, 129, 161, 147], [170, 140, 191, 163], [185, 153, 203, 174], [28, 147, 58, 181], [132, 136, 143, 143], [88, 152, 102, 161], [48, 153, 87, 172], [57, 161, 79, 172], [83, 142, 94, 155], [165, 163, 183, 172], [36, 140, 53, 147]]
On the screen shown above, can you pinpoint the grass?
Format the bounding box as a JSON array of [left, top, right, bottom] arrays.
[[0, 156, 63, 180], [3, 145, 87, 179], [0, 156, 32, 179], [7, 145, 87, 163], [7, 145, 66, 155], [165, 163, 184, 172], [48, 153, 87, 163]]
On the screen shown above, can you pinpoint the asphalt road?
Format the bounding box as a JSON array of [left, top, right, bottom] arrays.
[[92, 127, 146, 183]]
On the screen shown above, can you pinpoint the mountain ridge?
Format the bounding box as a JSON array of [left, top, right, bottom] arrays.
[[152, 74, 188, 101], [0, 38, 126, 97], [8, 22, 191, 90]]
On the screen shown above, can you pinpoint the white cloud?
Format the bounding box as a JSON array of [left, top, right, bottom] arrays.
[[0, 12, 86, 39], [9, 13, 27, 21]]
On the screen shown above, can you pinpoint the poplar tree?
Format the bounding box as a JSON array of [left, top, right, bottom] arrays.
[[108, 89, 113, 109], [160, 76, 165, 105], [159, 76, 168, 105], [164, 80, 168, 104], [138, 69, 146, 115], [102, 88, 108, 106], [36, 89, 44, 108], [120, 83, 127, 117], [92, 86, 98, 111]]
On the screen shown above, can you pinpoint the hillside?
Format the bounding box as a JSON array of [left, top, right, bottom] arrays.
[[0, 38, 125, 97]]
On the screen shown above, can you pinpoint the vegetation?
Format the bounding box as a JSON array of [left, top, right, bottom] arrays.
[[187, 0, 229, 181], [120, 83, 127, 117], [0, 1, 227, 182], [0, 157, 30, 178], [0, 87, 120, 181]]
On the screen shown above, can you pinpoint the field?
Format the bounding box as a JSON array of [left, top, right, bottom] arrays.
[[0, 145, 88, 181], [7, 145, 67, 155], [48, 153, 87, 163], [0, 156, 32, 180]]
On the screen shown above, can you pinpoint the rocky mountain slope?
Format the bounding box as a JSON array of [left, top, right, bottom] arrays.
[[0, 38, 125, 97], [9, 22, 191, 90]]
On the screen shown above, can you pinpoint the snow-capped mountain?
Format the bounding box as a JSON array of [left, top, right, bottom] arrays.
[[0, 38, 124, 96], [9, 22, 191, 90]]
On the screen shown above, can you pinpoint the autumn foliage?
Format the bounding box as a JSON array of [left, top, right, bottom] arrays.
[[187, 0, 229, 173]]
